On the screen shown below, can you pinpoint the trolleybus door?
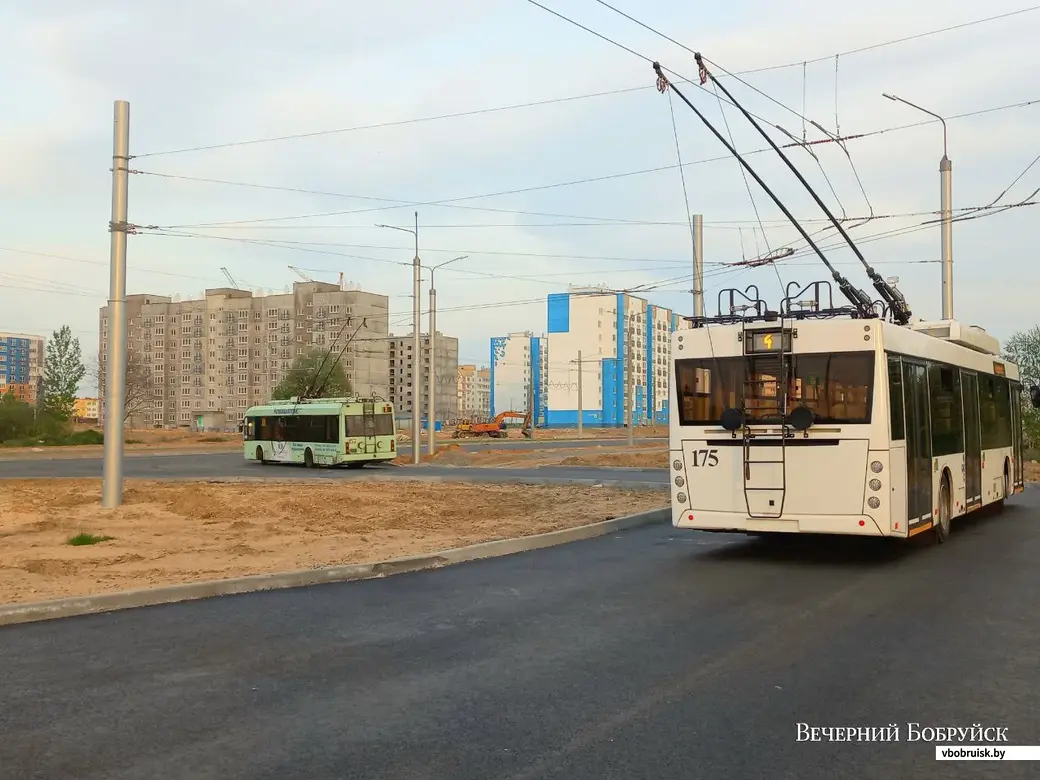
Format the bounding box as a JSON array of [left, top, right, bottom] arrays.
[[904, 362, 933, 528], [960, 371, 983, 508]]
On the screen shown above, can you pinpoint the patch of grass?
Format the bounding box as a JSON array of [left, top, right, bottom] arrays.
[[124, 438, 143, 444], [67, 533, 115, 546], [198, 435, 229, 442], [1, 430, 105, 447], [65, 430, 104, 446]]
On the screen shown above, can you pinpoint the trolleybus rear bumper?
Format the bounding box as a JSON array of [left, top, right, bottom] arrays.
[[673, 510, 887, 536]]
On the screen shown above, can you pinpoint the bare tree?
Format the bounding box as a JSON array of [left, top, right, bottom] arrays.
[[92, 350, 155, 425]]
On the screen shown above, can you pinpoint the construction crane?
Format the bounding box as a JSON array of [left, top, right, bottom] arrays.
[[220, 267, 239, 288], [288, 266, 312, 282]]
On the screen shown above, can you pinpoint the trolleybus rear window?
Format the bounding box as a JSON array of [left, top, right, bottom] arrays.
[[675, 352, 874, 425]]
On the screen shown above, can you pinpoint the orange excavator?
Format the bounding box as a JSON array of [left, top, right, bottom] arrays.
[[453, 410, 532, 439]]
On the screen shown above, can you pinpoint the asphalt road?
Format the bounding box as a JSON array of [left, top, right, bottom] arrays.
[[0, 442, 668, 487], [3, 490, 1037, 779]]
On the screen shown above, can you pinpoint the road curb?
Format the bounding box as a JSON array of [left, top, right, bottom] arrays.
[[88, 475, 670, 490], [0, 507, 669, 627]]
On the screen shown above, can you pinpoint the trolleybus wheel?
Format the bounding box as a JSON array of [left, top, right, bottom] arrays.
[[935, 474, 952, 543], [255, 445, 265, 464], [304, 448, 314, 468]]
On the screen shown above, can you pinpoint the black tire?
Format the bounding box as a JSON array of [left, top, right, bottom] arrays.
[[934, 474, 952, 543], [304, 448, 314, 468], [255, 445, 265, 464]]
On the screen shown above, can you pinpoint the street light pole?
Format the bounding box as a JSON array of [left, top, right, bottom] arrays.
[[376, 213, 422, 464], [426, 254, 467, 457], [883, 93, 953, 319]]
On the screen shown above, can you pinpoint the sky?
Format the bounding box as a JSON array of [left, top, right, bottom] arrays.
[[2, 0, 1039, 392]]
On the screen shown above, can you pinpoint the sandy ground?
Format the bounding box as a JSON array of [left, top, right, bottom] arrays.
[[0, 480, 661, 605]]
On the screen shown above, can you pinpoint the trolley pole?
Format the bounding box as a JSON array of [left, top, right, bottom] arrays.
[[102, 99, 130, 509], [692, 213, 704, 317]]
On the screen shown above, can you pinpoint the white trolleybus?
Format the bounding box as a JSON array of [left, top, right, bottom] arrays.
[[668, 281, 1032, 541], [243, 396, 398, 468], [649, 55, 1040, 541]]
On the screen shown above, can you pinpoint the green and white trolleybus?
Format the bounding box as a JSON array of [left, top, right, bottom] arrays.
[[243, 397, 398, 468]]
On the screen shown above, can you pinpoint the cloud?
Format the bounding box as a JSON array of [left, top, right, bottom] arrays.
[[2, 0, 1039, 374]]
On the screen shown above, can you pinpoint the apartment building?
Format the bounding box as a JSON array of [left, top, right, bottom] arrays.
[[388, 332, 459, 426], [489, 331, 547, 425], [543, 286, 687, 427], [74, 397, 100, 421], [0, 331, 46, 405], [98, 281, 390, 429], [456, 364, 491, 422]]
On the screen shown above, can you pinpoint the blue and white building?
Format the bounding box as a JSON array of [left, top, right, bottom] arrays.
[[489, 331, 546, 425], [0, 331, 46, 404], [543, 287, 685, 427]]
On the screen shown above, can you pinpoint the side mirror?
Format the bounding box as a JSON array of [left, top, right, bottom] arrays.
[[787, 405, 815, 431], [1030, 386, 1040, 409], [720, 407, 744, 432]]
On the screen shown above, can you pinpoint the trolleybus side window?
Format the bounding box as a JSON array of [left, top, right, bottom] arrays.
[[887, 355, 905, 440], [979, 374, 1013, 449], [277, 414, 339, 444], [927, 364, 963, 456]]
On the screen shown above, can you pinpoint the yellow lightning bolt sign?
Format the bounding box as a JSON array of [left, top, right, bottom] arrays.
[[763, 333, 773, 350]]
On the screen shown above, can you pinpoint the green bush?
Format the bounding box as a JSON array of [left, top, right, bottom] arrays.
[[65, 429, 104, 445]]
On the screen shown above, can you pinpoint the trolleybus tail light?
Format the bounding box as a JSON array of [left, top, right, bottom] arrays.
[[674, 476, 685, 487], [383, 405, 392, 413], [390, 440, 396, 451], [867, 497, 880, 509], [858, 520, 866, 526], [870, 461, 883, 473], [673, 459, 683, 470], [677, 492, 687, 503], [868, 479, 882, 492]]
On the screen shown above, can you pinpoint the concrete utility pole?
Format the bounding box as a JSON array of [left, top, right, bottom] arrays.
[[574, 349, 583, 440], [692, 213, 704, 318], [102, 99, 130, 509], [426, 254, 467, 457], [376, 212, 421, 463], [626, 334, 634, 447], [527, 372, 535, 440], [883, 94, 953, 318]]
